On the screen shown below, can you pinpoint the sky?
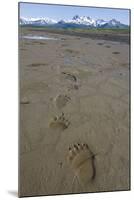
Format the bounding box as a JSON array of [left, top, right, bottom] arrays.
[[19, 2, 130, 25]]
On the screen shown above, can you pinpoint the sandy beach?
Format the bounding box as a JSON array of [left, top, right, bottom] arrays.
[[19, 27, 130, 197]]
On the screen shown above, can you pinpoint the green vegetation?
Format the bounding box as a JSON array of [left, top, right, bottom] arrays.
[[21, 25, 130, 35]]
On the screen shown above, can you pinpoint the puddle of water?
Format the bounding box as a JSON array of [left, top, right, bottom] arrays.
[[21, 35, 58, 40]]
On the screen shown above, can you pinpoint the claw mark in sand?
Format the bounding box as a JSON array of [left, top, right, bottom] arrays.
[[49, 112, 70, 131], [67, 143, 95, 186], [54, 94, 71, 109], [62, 72, 77, 82]]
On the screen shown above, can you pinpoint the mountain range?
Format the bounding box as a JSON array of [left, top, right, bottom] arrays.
[[20, 15, 128, 29]]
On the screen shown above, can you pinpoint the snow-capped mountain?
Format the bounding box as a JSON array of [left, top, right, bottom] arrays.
[[96, 18, 128, 28], [20, 15, 128, 28], [20, 17, 57, 25], [95, 19, 107, 27], [70, 15, 96, 26]]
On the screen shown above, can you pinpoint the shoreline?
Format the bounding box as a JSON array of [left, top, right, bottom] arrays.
[[20, 26, 130, 44]]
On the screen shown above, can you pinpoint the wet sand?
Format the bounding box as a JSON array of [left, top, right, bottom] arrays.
[[19, 27, 130, 197]]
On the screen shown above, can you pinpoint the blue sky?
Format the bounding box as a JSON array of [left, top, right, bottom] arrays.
[[19, 2, 130, 25]]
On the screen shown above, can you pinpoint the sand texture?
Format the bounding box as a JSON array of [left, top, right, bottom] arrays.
[[19, 27, 130, 197]]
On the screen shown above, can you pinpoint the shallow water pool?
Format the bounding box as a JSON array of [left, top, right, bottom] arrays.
[[21, 35, 58, 40]]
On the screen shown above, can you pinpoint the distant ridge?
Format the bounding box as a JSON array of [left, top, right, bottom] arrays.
[[20, 15, 129, 28]]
